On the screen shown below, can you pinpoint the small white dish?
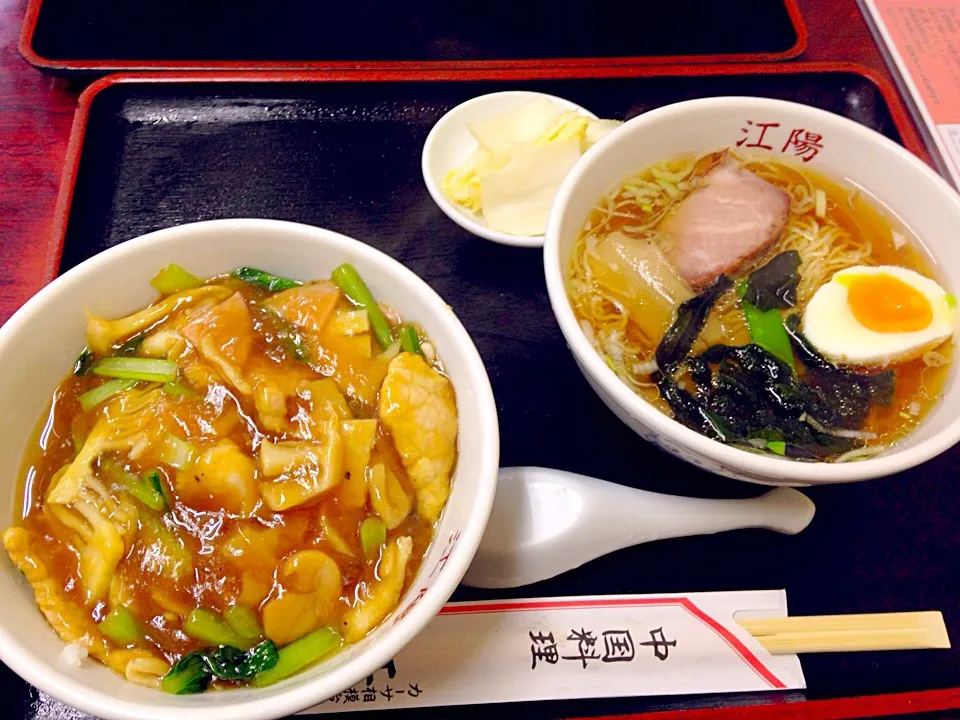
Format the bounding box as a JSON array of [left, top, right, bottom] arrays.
[[421, 91, 597, 248]]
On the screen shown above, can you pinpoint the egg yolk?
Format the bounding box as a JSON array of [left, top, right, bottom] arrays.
[[839, 273, 932, 333]]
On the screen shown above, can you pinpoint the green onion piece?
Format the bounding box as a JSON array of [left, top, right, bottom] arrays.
[[78, 378, 138, 412], [73, 347, 94, 376], [184, 608, 248, 649], [93, 356, 177, 383], [142, 469, 172, 512], [398, 326, 422, 355], [359, 516, 387, 561], [767, 441, 786, 456], [741, 300, 796, 371], [224, 606, 263, 647], [128, 473, 166, 511], [253, 627, 343, 687], [162, 653, 210, 695], [144, 468, 174, 509], [100, 458, 168, 512], [331, 263, 394, 350], [151, 264, 203, 294], [232, 267, 302, 292], [98, 607, 142, 645], [946, 293, 956, 308], [162, 381, 195, 397], [160, 433, 196, 469]]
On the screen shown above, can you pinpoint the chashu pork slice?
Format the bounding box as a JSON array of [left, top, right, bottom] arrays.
[[660, 159, 791, 289]]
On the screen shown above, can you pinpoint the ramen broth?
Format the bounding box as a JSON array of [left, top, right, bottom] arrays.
[[566, 151, 953, 459]]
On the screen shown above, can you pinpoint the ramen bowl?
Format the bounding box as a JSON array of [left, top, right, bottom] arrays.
[[544, 96, 960, 485], [0, 219, 499, 720]]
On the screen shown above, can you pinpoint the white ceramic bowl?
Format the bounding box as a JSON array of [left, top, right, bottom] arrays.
[[545, 96, 960, 486], [0, 219, 499, 719], [422, 90, 597, 248]]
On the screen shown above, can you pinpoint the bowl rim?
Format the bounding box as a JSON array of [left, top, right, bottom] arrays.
[[0, 218, 500, 720], [421, 90, 597, 249], [544, 96, 960, 484]]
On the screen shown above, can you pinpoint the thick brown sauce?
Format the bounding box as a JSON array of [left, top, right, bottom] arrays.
[[15, 275, 439, 664]]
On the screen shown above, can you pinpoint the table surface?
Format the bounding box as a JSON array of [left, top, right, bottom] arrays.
[[0, 0, 958, 718]]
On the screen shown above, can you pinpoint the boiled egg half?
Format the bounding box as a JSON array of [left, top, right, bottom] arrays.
[[802, 265, 955, 366]]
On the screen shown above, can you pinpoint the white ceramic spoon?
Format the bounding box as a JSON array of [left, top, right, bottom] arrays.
[[463, 467, 816, 589]]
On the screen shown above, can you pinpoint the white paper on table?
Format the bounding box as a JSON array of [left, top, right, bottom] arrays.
[[859, 0, 960, 188], [301, 590, 805, 713]]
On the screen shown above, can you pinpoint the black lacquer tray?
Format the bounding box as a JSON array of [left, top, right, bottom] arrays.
[[7, 68, 957, 719], [20, 0, 804, 74]]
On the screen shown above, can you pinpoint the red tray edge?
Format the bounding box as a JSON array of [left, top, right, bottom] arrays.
[[18, 0, 808, 73]]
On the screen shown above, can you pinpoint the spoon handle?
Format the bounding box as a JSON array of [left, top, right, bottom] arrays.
[[612, 486, 816, 548]]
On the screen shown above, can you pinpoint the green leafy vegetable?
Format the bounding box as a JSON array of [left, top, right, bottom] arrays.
[[224, 606, 263, 646], [331, 263, 394, 350], [184, 608, 248, 649], [741, 251, 801, 310], [115, 335, 145, 357], [654, 274, 732, 370], [73, 348, 94, 376], [767, 440, 786, 455], [98, 607, 142, 645], [162, 640, 280, 695], [162, 653, 210, 695], [78, 378, 138, 412], [398, 326, 422, 355], [740, 300, 796, 370], [204, 641, 279, 679], [232, 267, 302, 292], [151, 264, 202, 294], [99, 457, 167, 512], [93, 356, 178, 383], [359, 516, 387, 560], [253, 627, 343, 687]]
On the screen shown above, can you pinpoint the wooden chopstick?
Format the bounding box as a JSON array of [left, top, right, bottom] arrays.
[[737, 612, 950, 654]]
